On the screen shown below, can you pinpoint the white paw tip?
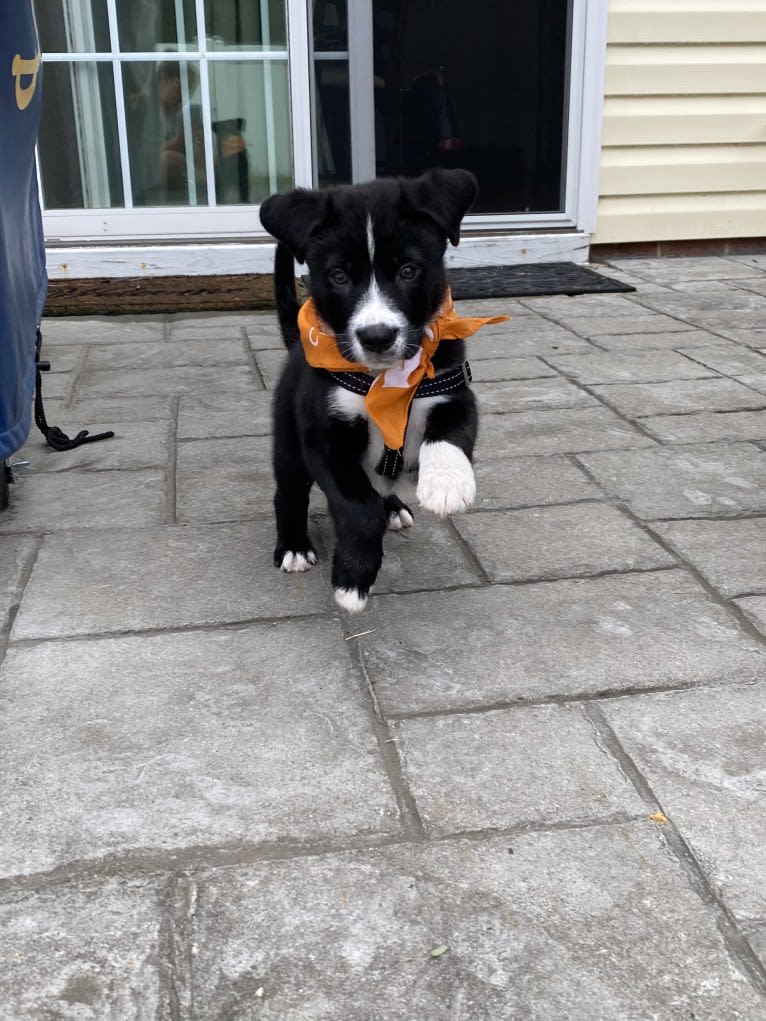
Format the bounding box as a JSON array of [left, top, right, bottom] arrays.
[[280, 550, 317, 573], [387, 508, 414, 531], [334, 587, 368, 613], [417, 442, 476, 517]]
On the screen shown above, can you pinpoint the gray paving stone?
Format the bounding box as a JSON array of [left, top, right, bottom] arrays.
[[602, 683, 766, 920], [477, 378, 596, 414], [0, 878, 167, 1020], [590, 328, 730, 352], [316, 514, 481, 595], [393, 705, 644, 834], [36, 393, 173, 424], [642, 410, 766, 445], [591, 378, 766, 418], [684, 310, 766, 337], [176, 435, 273, 522], [562, 313, 690, 338], [12, 520, 330, 640], [612, 256, 762, 283], [736, 596, 766, 636], [463, 321, 593, 360], [636, 286, 766, 316], [39, 343, 83, 373], [359, 571, 765, 714], [254, 348, 287, 388], [36, 371, 73, 400], [453, 297, 533, 318], [77, 365, 256, 399], [748, 924, 766, 970], [244, 318, 288, 351], [739, 372, 766, 396], [0, 536, 36, 632], [17, 420, 169, 472], [0, 470, 166, 533], [167, 312, 252, 340], [472, 455, 601, 510], [736, 275, 766, 297], [578, 443, 766, 520], [188, 825, 766, 1021], [547, 349, 716, 384], [676, 342, 766, 371], [469, 356, 556, 381], [717, 329, 766, 348], [84, 338, 247, 370], [454, 503, 674, 583], [177, 389, 273, 438], [0, 620, 398, 875], [655, 518, 766, 597], [519, 292, 643, 317], [474, 406, 655, 459], [41, 315, 166, 345]]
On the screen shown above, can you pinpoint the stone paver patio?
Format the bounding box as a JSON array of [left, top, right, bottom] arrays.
[[2, 255, 766, 1019]]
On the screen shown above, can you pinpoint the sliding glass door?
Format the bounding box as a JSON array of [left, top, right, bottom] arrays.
[[38, 0, 595, 246]]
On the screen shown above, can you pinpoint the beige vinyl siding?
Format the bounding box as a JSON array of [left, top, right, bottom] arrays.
[[593, 0, 766, 245]]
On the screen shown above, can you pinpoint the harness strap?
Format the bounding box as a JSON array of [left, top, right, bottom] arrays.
[[327, 361, 473, 480], [327, 360, 472, 400]]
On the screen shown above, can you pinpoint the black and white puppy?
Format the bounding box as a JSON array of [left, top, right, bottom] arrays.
[[259, 168, 479, 613]]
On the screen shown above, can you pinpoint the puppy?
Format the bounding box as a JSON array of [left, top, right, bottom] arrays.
[[259, 168, 505, 613]]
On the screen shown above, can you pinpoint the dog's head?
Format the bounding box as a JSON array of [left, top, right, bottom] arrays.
[[260, 169, 477, 370]]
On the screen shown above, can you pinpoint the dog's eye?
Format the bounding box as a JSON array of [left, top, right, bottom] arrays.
[[329, 268, 350, 287], [398, 263, 419, 281]]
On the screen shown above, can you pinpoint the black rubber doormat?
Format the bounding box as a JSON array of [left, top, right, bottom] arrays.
[[448, 262, 635, 299]]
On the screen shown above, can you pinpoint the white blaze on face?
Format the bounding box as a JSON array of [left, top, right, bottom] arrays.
[[366, 214, 375, 262], [348, 216, 408, 367]]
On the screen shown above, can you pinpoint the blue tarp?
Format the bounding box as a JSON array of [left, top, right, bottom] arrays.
[[0, 0, 47, 461]]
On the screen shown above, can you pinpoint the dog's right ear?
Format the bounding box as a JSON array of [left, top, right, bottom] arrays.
[[259, 189, 330, 264]]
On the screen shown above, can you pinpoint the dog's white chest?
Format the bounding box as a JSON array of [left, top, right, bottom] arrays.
[[328, 386, 447, 483]]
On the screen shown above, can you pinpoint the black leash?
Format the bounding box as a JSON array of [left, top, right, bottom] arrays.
[[34, 328, 115, 451]]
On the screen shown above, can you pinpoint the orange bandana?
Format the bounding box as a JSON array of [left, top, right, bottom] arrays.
[[297, 290, 509, 453]]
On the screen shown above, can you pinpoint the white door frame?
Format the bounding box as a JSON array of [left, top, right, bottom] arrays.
[[43, 0, 607, 278]]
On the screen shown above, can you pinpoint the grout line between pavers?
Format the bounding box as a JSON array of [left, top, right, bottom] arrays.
[[0, 813, 650, 897], [582, 702, 766, 999], [382, 674, 765, 723], [8, 611, 337, 649], [342, 628, 427, 842], [62, 343, 91, 411], [167, 395, 180, 525], [615, 506, 766, 651], [158, 871, 187, 1021], [443, 516, 492, 585], [0, 534, 43, 672]]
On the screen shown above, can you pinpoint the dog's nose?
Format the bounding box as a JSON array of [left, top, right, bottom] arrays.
[[356, 325, 398, 353]]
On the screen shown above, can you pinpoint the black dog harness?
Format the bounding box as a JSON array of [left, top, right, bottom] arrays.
[[327, 360, 473, 479]]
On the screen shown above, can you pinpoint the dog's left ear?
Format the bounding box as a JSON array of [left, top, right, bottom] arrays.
[[401, 168, 478, 246], [259, 188, 331, 263]]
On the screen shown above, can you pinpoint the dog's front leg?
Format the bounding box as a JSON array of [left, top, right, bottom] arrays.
[[417, 392, 478, 517], [310, 458, 387, 613]]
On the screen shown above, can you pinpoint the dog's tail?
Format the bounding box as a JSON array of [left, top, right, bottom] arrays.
[[273, 242, 301, 349]]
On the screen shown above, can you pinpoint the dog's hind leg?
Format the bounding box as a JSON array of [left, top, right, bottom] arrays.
[[383, 492, 414, 531], [273, 423, 317, 573]]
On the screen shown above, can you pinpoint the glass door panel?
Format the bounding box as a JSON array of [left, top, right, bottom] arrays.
[[370, 0, 570, 214], [38, 61, 122, 209], [313, 0, 351, 187], [36, 0, 293, 214]]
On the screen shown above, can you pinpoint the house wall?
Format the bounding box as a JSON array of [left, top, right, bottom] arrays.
[[592, 0, 766, 244]]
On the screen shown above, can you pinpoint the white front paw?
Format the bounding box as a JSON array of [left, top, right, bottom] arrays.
[[417, 441, 476, 516]]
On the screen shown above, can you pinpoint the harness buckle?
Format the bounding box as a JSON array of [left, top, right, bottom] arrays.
[[461, 360, 473, 386]]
